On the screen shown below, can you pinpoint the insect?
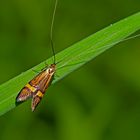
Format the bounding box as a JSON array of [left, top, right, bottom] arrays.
[[16, 0, 140, 111], [16, 0, 58, 111]]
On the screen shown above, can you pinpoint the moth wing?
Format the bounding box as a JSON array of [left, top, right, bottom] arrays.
[[29, 70, 47, 87], [16, 87, 33, 102], [31, 91, 44, 111], [31, 95, 42, 112]]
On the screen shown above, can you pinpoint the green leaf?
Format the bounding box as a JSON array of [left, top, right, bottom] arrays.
[[0, 12, 140, 116]]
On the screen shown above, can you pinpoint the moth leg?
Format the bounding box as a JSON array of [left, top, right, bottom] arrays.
[[32, 69, 40, 74], [41, 63, 48, 71], [54, 73, 60, 78]]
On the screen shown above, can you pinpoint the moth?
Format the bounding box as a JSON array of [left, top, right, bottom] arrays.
[[16, 64, 56, 111], [16, 0, 58, 111]]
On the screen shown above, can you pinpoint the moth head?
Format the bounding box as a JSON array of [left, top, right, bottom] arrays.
[[48, 64, 56, 74]]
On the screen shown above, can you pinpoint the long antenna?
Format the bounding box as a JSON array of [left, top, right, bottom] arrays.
[[50, 0, 58, 64]]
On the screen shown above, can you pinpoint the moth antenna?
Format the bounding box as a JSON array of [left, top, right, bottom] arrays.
[[50, 0, 58, 64]]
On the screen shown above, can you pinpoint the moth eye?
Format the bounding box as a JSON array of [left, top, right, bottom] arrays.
[[49, 68, 52, 73], [49, 68, 54, 73]]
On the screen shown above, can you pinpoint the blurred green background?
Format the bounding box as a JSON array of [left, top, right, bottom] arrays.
[[0, 0, 140, 140]]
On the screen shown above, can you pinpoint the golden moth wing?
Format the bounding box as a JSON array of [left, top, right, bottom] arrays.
[[29, 70, 47, 87], [31, 94, 43, 111], [16, 86, 33, 102]]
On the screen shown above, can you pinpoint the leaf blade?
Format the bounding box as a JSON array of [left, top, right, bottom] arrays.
[[0, 12, 140, 116]]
